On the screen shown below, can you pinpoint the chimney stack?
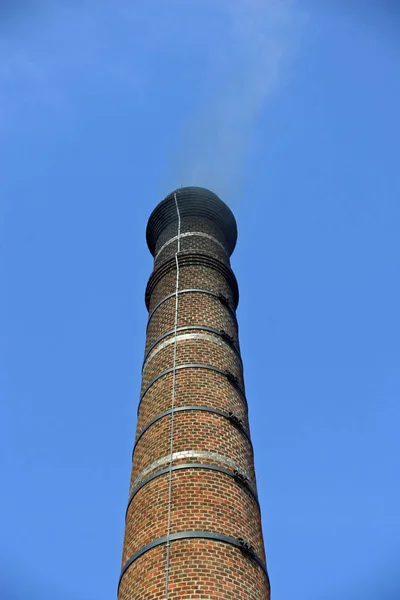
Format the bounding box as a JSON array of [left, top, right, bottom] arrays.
[[118, 186, 270, 599]]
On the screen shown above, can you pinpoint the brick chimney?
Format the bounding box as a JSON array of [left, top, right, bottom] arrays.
[[118, 186, 270, 599]]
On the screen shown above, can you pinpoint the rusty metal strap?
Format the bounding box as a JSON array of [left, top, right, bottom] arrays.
[[154, 231, 229, 261], [125, 463, 258, 519], [146, 288, 237, 329], [138, 364, 245, 413], [132, 406, 251, 457], [145, 253, 239, 310], [142, 325, 241, 368], [118, 531, 270, 592]]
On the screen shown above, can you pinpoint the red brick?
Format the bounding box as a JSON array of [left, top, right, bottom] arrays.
[[119, 188, 270, 599]]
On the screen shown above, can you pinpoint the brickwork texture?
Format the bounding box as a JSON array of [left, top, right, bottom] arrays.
[[119, 187, 270, 599]]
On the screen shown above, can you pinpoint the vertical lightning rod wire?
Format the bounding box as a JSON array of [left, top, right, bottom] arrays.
[[165, 193, 181, 598]]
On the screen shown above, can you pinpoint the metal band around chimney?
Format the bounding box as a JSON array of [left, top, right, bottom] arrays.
[[138, 364, 245, 412], [155, 231, 229, 261], [132, 406, 251, 458], [145, 254, 239, 310], [131, 450, 253, 491], [147, 288, 237, 329], [118, 531, 269, 592], [126, 463, 259, 519], [143, 326, 241, 369]]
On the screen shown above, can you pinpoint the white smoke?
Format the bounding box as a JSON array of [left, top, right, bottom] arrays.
[[0, 0, 304, 200], [171, 0, 304, 200]]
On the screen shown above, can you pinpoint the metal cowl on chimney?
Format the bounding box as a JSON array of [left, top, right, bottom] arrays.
[[119, 186, 270, 599]]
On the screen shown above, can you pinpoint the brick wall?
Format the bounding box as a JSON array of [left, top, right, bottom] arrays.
[[119, 187, 270, 599]]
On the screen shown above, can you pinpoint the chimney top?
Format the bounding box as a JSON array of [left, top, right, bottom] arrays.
[[146, 186, 237, 257]]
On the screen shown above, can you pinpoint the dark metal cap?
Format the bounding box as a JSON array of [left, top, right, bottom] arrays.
[[146, 186, 237, 257]]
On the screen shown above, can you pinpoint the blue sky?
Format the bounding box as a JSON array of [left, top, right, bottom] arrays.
[[1, 2, 400, 599]]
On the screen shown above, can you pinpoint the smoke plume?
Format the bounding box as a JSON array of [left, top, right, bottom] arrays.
[[171, 0, 303, 200], [0, 0, 303, 201]]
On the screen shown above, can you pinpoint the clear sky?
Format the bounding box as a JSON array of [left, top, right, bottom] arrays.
[[1, 2, 400, 599]]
